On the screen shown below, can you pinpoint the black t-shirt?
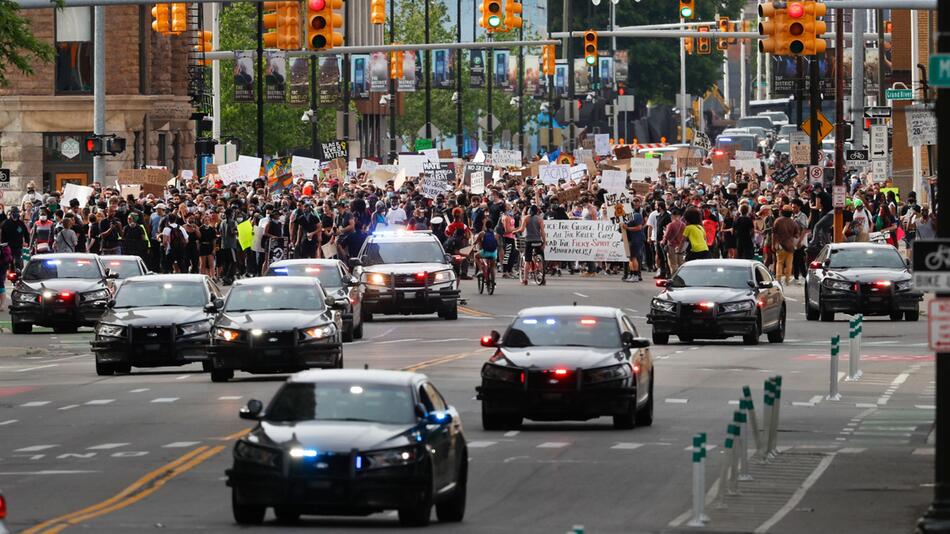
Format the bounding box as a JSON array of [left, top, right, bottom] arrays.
[[199, 225, 217, 245], [734, 215, 754, 244], [1, 219, 28, 248], [297, 212, 319, 236], [98, 217, 120, 248], [488, 201, 505, 228]]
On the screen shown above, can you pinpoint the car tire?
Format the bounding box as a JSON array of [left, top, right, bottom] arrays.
[[768, 307, 786, 343], [114, 362, 132, 375], [274, 506, 301, 524], [201, 361, 213, 373], [743, 317, 760, 345], [342, 324, 354, 342], [820, 306, 835, 322], [362, 308, 373, 322], [398, 466, 433, 527], [443, 302, 458, 321], [11, 322, 32, 334], [231, 489, 265, 525], [334, 351, 344, 369], [652, 333, 669, 345], [889, 311, 903, 321], [805, 291, 820, 321], [211, 368, 234, 383], [613, 401, 637, 430], [95, 361, 114, 376], [906, 309, 920, 321], [635, 374, 654, 427], [353, 320, 364, 339], [436, 451, 467, 523]]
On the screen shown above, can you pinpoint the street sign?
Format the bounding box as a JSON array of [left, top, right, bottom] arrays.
[[885, 88, 913, 100], [808, 165, 824, 181], [870, 124, 888, 159], [801, 111, 833, 142], [913, 239, 950, 292], [929, 54, 950, 88], [871, 159, 889, 181], [417, 123, 441, 139], [845, 149, 869, 164], [478, 115, 500, 132], [832, 185, 846, 208], [906, 109, 937, 146], [0, 169, 9, 190], [929, 300, 950, 351], [864, 106, 892, 118], [790, 131, 810, 164]]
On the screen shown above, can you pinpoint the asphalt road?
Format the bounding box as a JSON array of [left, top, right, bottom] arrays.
[[0, 274, 936, 533]]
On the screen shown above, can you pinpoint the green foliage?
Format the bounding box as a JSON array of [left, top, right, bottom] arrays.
[[0, 0, 56, 87]]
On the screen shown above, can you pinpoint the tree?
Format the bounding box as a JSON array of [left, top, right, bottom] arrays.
[[0, 0, 55, 87]]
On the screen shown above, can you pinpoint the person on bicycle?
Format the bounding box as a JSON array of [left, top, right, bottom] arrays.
[[471, 217, 498, 287], [514, 204, 546, 286]]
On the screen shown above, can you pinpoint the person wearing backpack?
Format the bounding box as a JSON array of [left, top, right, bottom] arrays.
[[163, 215, 189, 273], [472, 218, 498, 289]]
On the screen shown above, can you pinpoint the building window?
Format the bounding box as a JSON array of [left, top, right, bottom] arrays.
[[157, 133, 167, 168], [55, 7, 93, 94]]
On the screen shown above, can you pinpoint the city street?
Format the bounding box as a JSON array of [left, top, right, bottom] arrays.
[[0, 274, 935, 533]]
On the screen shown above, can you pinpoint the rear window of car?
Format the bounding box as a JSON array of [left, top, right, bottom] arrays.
[[103, 259, 144, 279]]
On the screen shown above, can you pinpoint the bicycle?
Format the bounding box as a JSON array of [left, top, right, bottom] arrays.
[[474, 255, 496, 295], [520, 243, 546, 286]]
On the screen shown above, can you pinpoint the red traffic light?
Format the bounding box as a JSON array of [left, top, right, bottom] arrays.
[[309, 0, 325, 9], [86, 139, 97, 152], [787, 2, 804, 17]]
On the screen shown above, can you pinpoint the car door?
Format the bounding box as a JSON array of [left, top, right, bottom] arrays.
[[806, 246, 829, 306], [418, 383, 453, 492], [425, 382, 463, 487], [622, 316, 651, 405], [755, 266, 780, 328]]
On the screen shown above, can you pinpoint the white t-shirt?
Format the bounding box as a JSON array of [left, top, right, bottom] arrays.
[[852, 208, 871, 234], [386, 207, 407, 225], [646, 210, 659, 241], [162, 224, 189, 251]]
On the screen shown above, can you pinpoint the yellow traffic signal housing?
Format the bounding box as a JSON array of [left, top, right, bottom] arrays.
[[263, 2, 280, 48], [390, 50, 404, 79], [679, 0, 695, 19], [541, 44, 556, 76], [371, 0, 385, 25], [504, 0, 522, 29], [480, 0, 505, 31], [264, 2, 300, 50], [170, 3, 187, 35], [195, 29, 213, 65], [583, 30, 597, 66], [758, 2, 790, 55], [307, 0, 343, 50], [790, 1, 827, 55], [684, 36, 694, 55], [717, 16, 729, 50], [697, 26, 711, 54], [151, 4, 170, 35]]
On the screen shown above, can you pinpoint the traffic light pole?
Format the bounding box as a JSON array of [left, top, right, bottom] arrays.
[[795, 57, 804, 126], [518, 23, 524, 155], [487, 36, 494, 154], [564, 0, 574, 152], [389, 0, 397, 163], [833, 7, 844, 243], [93, 4, 105, 183], [343, 0, 351, 152], [680, 18, 687, 142], [310, 56, 319, 156], [548, 68, 555, 153], [809, 55, 819, 166], [256, 1, 264, 158], [425, 0, 432, 140], [456, 0, 463, 157]]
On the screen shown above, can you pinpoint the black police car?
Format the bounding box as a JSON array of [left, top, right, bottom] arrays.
[[207, 277, 345, 382], [226, 369, 467, 527], [9, 253, 112, 334], [350, 231, 459, 321], [91, 274, 221, 375], [265, 258, 364, 342], [476, 306, 654, 430], [805, 242, 922, 321], [100, 255, 149, 292], [648, 259, 786, 345]]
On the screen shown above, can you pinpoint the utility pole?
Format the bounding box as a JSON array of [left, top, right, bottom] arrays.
[[343, 0, 351, 153], [518, 22, 524, 154], [834, 8, 845, 243], [310, 57, 319, 155], [739, 10, 747, 118], [256, 1, 264, 157], [809, 54, 820, 166], [912, 8, 923, 186], [487, 36, 494, 153], [565, 0, 574, 151], [93, 5, 105, 183], [211, 1, 221, 141], [796, 57, 804, 126], [852, 8, 866, 149], [389, 0, 397, 162], [456, 0, 463, 157], [680, 17, 687, 141], [425, 0, 432, 139], [877, 9, 886, 104]]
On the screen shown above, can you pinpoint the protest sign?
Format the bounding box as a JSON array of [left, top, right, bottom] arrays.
[[570, 164, 588, 181], [291, 156, 320, 181], [493, 149, 522, 168], [463, 163, 493, 193], [117, 168, 170, 195], [539, 164, 570, 185], [731, 159, 760, 175], [62, 183, 94, 208], [601, 169, 627, 194], [421, 148, 440, 162], [629, 158, 659, 182], [399, 154, 428, 177], [697, 166, 715, 185], [368, 168, 397, 188], [734, 150, 757, 161], [555, 186, 583, 203], [594, 134, 610, 156], [360, 159, 379, 172], [265, 156, 291, 192], [603, 192, 633, 224], [394, 169, 408, 189], [544, 220, 626, 262], [421, 169, 452, 198], [573, 148, 593, 162], [237, 219, 254, 250], [614, 145, 634, 160], [119, 184, 142, 198], [319, 141, 348, 160]]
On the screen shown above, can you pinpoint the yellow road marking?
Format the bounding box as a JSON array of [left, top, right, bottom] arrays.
[[459, 305, 492, 317], [402, 349, 488, 373], [24, 445, 226, 533], [216, 427, 252, 441]]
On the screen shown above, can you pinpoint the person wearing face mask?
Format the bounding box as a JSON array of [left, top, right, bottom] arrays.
[[20, 182, 39, 207], [31, 209, 55, 254], [2, 208, 29, 271]]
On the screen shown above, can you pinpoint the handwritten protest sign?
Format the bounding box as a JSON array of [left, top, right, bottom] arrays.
[[464, 163, 493, 194], [318, 141, 347, 160], [629, 158, 660, 182], [544, 220, 626, 262], [399, 154, 428, 177], [62, 183, 94, 208], [594, 134, 610, 156], [539, 164, 570, 185], [601, 169, 627, 194], [291, 156, 320, 181], [492, 149, 522, 168]]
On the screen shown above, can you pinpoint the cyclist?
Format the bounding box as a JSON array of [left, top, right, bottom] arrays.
[[515, 205, 546, 286], [471, 218, 498, 292]]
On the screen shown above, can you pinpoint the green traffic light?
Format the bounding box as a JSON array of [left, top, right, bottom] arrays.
[[488, 15, 501, 26], [585, 55, 596, 65], [680, 7, 693, 17]]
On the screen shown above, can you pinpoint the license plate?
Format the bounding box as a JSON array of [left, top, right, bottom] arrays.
[[54, 308, 69, 314], [143, 344, 160, 351], [265, 349, 283, 357]]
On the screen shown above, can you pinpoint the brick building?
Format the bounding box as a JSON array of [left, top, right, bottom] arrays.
[[890, 9, 933, 199], [0, 5, 196, 202]]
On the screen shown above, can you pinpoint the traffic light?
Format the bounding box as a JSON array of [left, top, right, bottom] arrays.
[[106, 136, 126, 156], [697, 26, 711, 54], [194, 30, 213, 65], [504, 0, 522, 29], [170, 3, 186, 35], [541, 44, 556, 77], [684, 36, 694, 55], [84, 136, 104, 156], [758, 2, 789, 55], [307, 0, 343, 50], [788, 1, 827, 55], [717, 16, 730, 50], [151, 4, 170, 35], [263, 2, 279, 47], [263, 2, 300, 50], [583, 30, 597, 66], [679, 0, 695, 19], [371, 0, 385, 25], [84, 135, 125, 156], [479, 0, 504, 31], [390, 50, 404, 79]]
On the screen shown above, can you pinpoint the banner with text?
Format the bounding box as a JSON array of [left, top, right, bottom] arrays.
[[545, 220, 627, 262]]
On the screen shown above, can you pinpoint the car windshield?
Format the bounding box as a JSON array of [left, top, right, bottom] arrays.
[[361, 241, 445, 265], [22, 258, 102, 280], [225, 284, 325, 312], [503, 315, 621, 348], [670, 265, 751, 288], [778, 124, 797, 137], [716, 136, 757, 152], [762, 112, 789, 123], [265, 382, 416, 425], [103, 259, 144, 279], [737, 117, 774, 130], [772, 140, 790, 154], [114, 281, 208, 308], [828, 248, 906, 269], [267, 264, 345, 288]]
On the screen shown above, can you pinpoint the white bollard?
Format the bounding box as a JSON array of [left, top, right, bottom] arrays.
[[713, 435, 734, 509], [687, 433, 707, 527], [756, 379, 775, 461], [735, 410, 753, 481], [828, 335, 842, 401], [768, 375, 782, 458], [727, 423, 741, 495]]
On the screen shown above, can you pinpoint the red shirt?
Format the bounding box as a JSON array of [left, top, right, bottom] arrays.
[[445, 222, 468, 238]]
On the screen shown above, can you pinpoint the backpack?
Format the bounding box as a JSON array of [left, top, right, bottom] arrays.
[[482, 230, 498, 252], [169, 226, 186, 251]]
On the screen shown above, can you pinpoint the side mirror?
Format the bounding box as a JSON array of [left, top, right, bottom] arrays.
[[204, 298, 224, 313], [239, 399, 264, 420], [106, 299, 116, 308], [329, 297, 348, 310], [105, 270, 119, 279], [905, 257, 912, 269], [425, 410, 453, 425], [348, 258, 362, 269], [480, 330, 501, 347], [348, 276, 359, 286], [758, 281, 772, 289], [414, 403, 428, 419]]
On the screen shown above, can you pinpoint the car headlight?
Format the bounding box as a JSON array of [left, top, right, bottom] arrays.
[[234, 441, 281, 468], [584, 363, 631, 384], [83, 289, 111, 301], [303, 324, 336, 339], [359, 445, 420, 470], [364, 273, 388, 286], [213, 327, 241, 342], [720, 300, 755, 314], [96, 323, 125, 338], [822, 279, 854, 292], [432, 269, 455, 283], [651, 299, 676, 313], [13, 291, 39, 304], [481, 363, 523, 383], [179, 319, 212, 337], [895, 280, 913, 292]]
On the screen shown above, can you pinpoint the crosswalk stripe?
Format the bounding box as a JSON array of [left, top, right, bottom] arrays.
[[15, 444, 58, 452], [85, 399, 115, 405], [151, 397, 179, 403], [914, 448, 936, 455], [536, 442, 570, 448], [20, 401, 50, 407], [611, 443, 643, 450]]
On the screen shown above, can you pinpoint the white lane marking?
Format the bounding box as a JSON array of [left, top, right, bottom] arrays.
[[624, 308, 639, 314], [792, 402, 816, 407], [15, 445, 58, 452], [809, 395, 824, 405], [419, 338, 472, 344], [754, 454, 836, 533], [917, 405, 937, 410], [728, 400, 740, 405], [129, 388, 150, 393], [175, 375, 190, 380], [376, 338, 420, 345], [15, 364, 58, 373], [0, 470, 100, 476], [150, 397, 179, 403], [87, 443, 130, 450], [40, 355, 89, 363], [914, 448, 936, 455], [855, 403, 877, 408], [59, 404, 79, 411], [892, 373, 910, 386], [20, 401, 50, 407], [837, 448, 866, 454], [785, 297, 798, 302], [611, 443, 644, 450], [371, 327, 395, 340], [0, 420, 18, 426], [503, 431, 520, 437], [573, 292, 589, 298], [536, 442, 570, 448], [163, 441, 201, 448], [85, 399, 115, 405], [218, 396, 243, 400], [851, 431, 913, 437], [466, 441, 498, 448], [665, 398, 689, 404]]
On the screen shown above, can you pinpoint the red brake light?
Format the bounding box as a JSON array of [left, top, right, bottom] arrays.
[[109, 261, 121, 266], [656, 279, 668, 287], [553, 368, 569, 376], [699, 302, 715, 309], [757, 299, 765, 308], [60, 291, 73, 298], [874, 280, 892, 287], [416, 272, 427, 279], [348, 297, 356, 304], [809, 261, 823, 269], [580, 319, 597, 325], [6, 271, 16, 281], [76, 260, 90, 265], [0, 492, 6, 520], [632, 363, 640, 373], [305, 267, 321, 273], [520, 372, 525, 384]]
